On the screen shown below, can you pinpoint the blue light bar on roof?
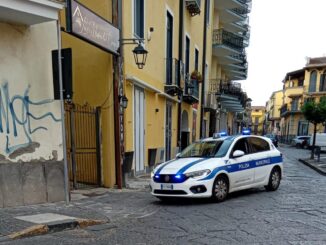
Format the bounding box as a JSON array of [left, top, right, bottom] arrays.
[[213, 131, 228, 138], [242, 128, 251, 135]]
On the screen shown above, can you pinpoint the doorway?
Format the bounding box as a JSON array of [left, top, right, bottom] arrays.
[[134, 87, 145, 173]]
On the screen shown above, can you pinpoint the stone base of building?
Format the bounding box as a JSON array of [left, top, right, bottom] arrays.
[[0, 161, 65, 208]]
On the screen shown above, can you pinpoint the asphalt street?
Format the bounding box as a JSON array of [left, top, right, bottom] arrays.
[[2, 146, 326, 245]]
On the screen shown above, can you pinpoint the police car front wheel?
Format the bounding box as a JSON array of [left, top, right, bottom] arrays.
[[212, 175, 229, 202]]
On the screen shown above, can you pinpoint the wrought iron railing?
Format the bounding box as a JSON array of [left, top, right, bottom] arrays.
[[165, 58, 180, 87], [184, 75, 199, 99], [213, 29, 244, 52]]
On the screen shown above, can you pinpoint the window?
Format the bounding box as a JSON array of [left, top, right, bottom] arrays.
[[248, 137, 270, 153], [255, 117, 259, 124], [185, 36, 190, 75], [298, 79, 304, 87], [231, 138, 249, 156], [320, 72, 326, 92], [309, 71, 317, 92], [166, 11, 173, 84], [195, 48, 199, 71], [134, 0, 144, 38], [291, 98, 299, 111]]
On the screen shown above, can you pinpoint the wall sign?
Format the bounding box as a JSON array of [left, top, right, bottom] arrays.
[[66, 0, 120, 55]]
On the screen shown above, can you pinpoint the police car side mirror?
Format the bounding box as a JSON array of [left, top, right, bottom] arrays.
[[176, 153, 181, 158], [232, 150, 245, 158]]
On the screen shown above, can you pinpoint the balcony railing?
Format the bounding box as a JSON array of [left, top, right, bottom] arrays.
[[213, 29, 244, 52], [183, 76, 199, 104], [185, 0, 201, 16], [280, 103, 301, 117], [164, 58, 183, 96], [209, 79, 243, 97]]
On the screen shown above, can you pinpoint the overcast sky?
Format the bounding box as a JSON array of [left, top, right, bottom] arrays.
[[241, 0, 326, 106]]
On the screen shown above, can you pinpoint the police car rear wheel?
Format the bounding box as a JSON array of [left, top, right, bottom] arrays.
[[212, 176, 228, 202], [265, 168, 281, 191]]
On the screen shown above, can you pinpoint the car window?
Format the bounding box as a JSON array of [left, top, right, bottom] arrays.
[[179, 139, 233, 158], [248, 137, 270, 153], [231, 138, 249, 156]]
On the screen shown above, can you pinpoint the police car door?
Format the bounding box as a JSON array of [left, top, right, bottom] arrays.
[[227, 138, 254, 189], [247, 137, 272, 184]]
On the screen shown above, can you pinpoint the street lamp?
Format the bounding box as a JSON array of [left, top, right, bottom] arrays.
[[132, 43, 148, 69], [119, 95, 128, 109], [120, 38, 148, 69]]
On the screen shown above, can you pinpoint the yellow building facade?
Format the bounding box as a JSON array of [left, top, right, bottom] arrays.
[[251, 106, 265, 135], [266, 90, 282, 134], [280, 57, 326, 143], [205, 0, 251, 137], [60, 0, 117, 187], [123, 0, 205, 175]]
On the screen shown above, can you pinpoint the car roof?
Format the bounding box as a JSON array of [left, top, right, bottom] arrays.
[[200, 135, 270, 142]]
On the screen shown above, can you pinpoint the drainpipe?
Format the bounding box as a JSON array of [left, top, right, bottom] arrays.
[[112, 0, 123, 188], [177, 0, 184, 150], [200, 0, 208, 138]]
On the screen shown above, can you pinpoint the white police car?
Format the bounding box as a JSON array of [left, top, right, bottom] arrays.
[[150, 134, 283, 202]]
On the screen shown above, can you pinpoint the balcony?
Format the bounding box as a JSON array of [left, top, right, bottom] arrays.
[[183, 77, 199, 104], [164, 58, 183, 96], [212, 29, 244, 57], [216, 0, 250, 11], [280, 103, 302, 117], [0, 0, 64, 26], [185, 0, 201, 16]]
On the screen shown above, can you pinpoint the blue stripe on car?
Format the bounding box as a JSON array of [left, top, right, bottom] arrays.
[[199, 155, 282, 181], [155, 159, 176, 174], [176, 158, 207, 175]]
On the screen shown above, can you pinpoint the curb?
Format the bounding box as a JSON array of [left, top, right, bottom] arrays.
[[299, 159, 326, 176], [1, 219, 106, 241]]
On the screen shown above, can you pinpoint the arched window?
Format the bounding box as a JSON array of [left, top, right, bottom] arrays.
[[309, 71, 317, 92], [320, 71, 326, 92]]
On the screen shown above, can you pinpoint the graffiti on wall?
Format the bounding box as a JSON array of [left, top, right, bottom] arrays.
[[0, 81, 61, 155]]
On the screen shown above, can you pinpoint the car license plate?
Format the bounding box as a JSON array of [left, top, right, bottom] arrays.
[[161, 184, 173, 190]]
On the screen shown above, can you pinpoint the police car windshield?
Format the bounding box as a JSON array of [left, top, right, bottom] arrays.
[[178, 138, 233, 158]]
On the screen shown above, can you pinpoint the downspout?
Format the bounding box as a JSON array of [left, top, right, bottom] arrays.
[[200, 0, 208, 138], [177, 0, 184, 150], [112, 0, 123, 188]]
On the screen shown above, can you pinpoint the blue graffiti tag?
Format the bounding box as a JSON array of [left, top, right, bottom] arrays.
[[0, 81, 61, 154]]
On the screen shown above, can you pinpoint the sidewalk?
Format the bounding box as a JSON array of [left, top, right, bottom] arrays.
[[299, 157, 326, 176], [0, 176, 152, 243]]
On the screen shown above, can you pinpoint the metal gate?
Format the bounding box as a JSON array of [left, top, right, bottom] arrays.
[[65, 103, 101, 189]]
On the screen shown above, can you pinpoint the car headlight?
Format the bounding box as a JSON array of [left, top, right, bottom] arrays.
[[185, 169, 211, 179]]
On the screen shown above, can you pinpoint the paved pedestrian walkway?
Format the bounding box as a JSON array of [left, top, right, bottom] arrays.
[[0, 177, 152, 243]]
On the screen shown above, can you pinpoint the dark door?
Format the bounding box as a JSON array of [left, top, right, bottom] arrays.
[[181, 132, 190, 151], [166, 12, 173, 85]]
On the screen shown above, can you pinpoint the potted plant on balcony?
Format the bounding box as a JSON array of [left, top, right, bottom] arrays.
[[190, 70, 203, 83]]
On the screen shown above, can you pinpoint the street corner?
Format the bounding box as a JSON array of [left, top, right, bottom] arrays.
[[299, 158, 326, 176], [1, 213, 107, 242]]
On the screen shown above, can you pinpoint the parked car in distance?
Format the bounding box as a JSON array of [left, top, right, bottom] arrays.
[[291, 136, 311, 148], [308, 133, 326, 150], [264, 134, 278, 147]]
